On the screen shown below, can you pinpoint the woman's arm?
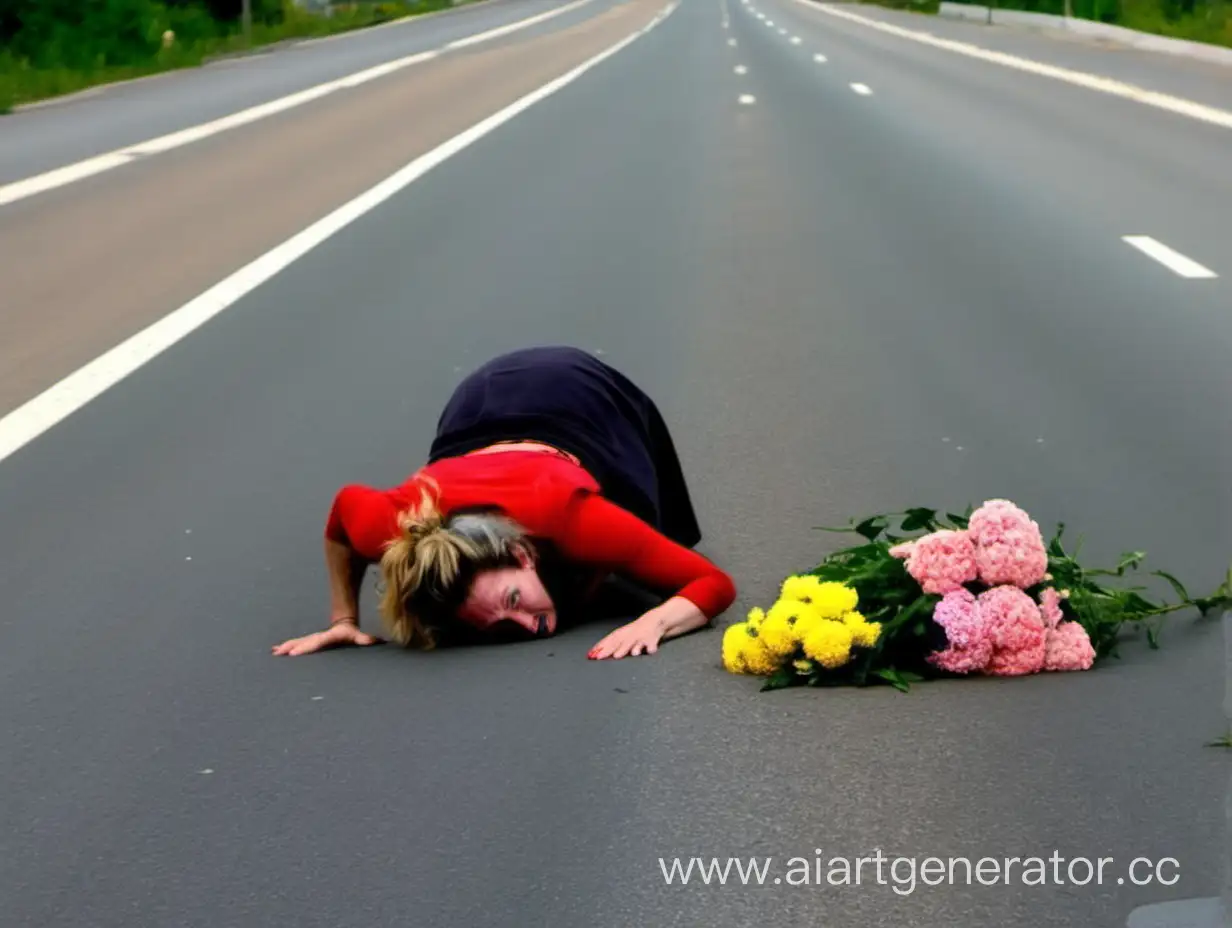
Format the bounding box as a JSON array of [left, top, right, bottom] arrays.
[[326, 536, 367, 626], [557, 494, 737, 659], [272, 489, 392, 657], [588, 595, 709, 660]]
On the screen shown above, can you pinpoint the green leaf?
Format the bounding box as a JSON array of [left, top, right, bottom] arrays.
[[873, 668, 912, 693], [854, 516, 889, 542], [1146, 625, 1160, 650], [901, 508, 938, 532], [1152, 570, 1191, 603], [760, 667, 799, 691], [945, 512, 969, 529]]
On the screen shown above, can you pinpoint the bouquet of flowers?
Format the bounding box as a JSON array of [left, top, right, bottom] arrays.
[[723, 499, 1231, 692]]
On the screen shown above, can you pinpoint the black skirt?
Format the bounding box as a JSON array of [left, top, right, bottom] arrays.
[[427, 346, 702, 548]]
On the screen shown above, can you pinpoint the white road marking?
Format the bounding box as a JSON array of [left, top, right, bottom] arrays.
[[295, 0, 501, 47], [728, 37, 738, 45], [735, 64, 748, 74], [0, 0, 680, 466], [445, 0, 593, 49], [778, 27, 788, 34], [1122, 236, 1218, 278], [851, 82, 872, 95], [799, 0, 1232, 131], [739, 94, 757, 104], [0, 0, 596, 208], [813, 52, 827, 62], [790, 35, 802, 44]]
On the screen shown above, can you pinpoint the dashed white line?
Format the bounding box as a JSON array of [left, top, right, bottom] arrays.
[[735, 65, 749, 74], [790, 35, 802, 44], [0, 0, 597, 208], [798, 0, 1232, 132], [728, 37, 738, 45], [778, 27, 788, 34], [0, 0, 682, 465], [1122, 236, 1218, 279], [813, 53, 827, 62], [850, 82, 872, 95], [739, 94, 757, 104]]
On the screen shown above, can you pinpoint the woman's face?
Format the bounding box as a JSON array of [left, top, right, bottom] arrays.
[[456, 551, 558, 639]]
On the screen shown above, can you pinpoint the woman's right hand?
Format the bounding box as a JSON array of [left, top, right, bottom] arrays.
[[272, 622, 382, 656]]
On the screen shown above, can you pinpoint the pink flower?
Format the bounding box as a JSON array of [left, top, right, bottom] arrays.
[[1039, 588, 1064, 629], [1044, 622, 1095, 672], [927, 589, 993, 674], [968, 499, 1048, 589], [889, 529, 978, 595], [980, 586, 1046, 676]]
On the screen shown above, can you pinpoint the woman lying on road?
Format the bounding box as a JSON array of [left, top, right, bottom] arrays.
[[272, 346, 736, 660]]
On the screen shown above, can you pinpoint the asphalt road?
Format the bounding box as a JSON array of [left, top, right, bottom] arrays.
[[0, 0, 616, 183], [2, 0, 1231, 925]]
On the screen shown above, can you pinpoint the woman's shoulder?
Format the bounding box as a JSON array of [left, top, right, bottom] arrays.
[[422, 452, 600, 530]]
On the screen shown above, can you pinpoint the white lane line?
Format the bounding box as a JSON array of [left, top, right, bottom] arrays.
[[778, 27, 788, 34], [728, 37, 738, 45], [790, 35, 802, 44], [798, 0, 1232, 131], [851, 82, 872, 95], [813, 52, 827, 62], [739, 94, 757, 104], [735, 65, 749, 74], [0, 0, 595, 208], [1122, 236, 1218, 278], [295, 0, 501, 46], [0, 0, 680, 466], [447, 0, 593, 49]]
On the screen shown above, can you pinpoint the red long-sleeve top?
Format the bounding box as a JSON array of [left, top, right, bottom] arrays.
[[324, 451, 736, 619]]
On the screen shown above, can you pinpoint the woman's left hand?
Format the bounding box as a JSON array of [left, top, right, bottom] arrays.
[[588, 615, 663, 660]]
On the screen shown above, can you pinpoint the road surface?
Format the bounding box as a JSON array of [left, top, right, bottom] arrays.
[[1, 0, 1230, 925]]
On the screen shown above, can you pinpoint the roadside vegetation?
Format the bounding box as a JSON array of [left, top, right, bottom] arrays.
[[0, 0, 452, 114], [890, 0, 1232, 47]]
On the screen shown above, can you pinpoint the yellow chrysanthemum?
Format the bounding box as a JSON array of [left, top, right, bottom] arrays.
[[780, 574, 824, 605], [738, 627, 783, 675], [722, 623, 750, 673], [761, 599, 813, 656], [803, 621, 854, 669], [812, 582, 859, 620], [793, 659, 815, 674], [842, 611, 882, 649], [746, 606, 766, 629]]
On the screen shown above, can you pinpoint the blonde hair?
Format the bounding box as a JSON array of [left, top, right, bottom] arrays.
[[377, 478, 529, 649]]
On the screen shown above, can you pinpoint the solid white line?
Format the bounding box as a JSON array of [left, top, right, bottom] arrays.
[[1122, 236, 1218, 278], [813, 52, 827, 62], [739, 93, 757, 104], [0, 0, 680, 466], [796, 0, 1232, 131], [850, 82, 872, 95], [0, 0, 596, 208], [446, 0, 591, 48]]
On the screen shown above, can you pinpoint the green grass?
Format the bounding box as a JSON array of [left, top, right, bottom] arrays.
[[0, 0, 454, 114], [938, 0, 1232, 47]]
